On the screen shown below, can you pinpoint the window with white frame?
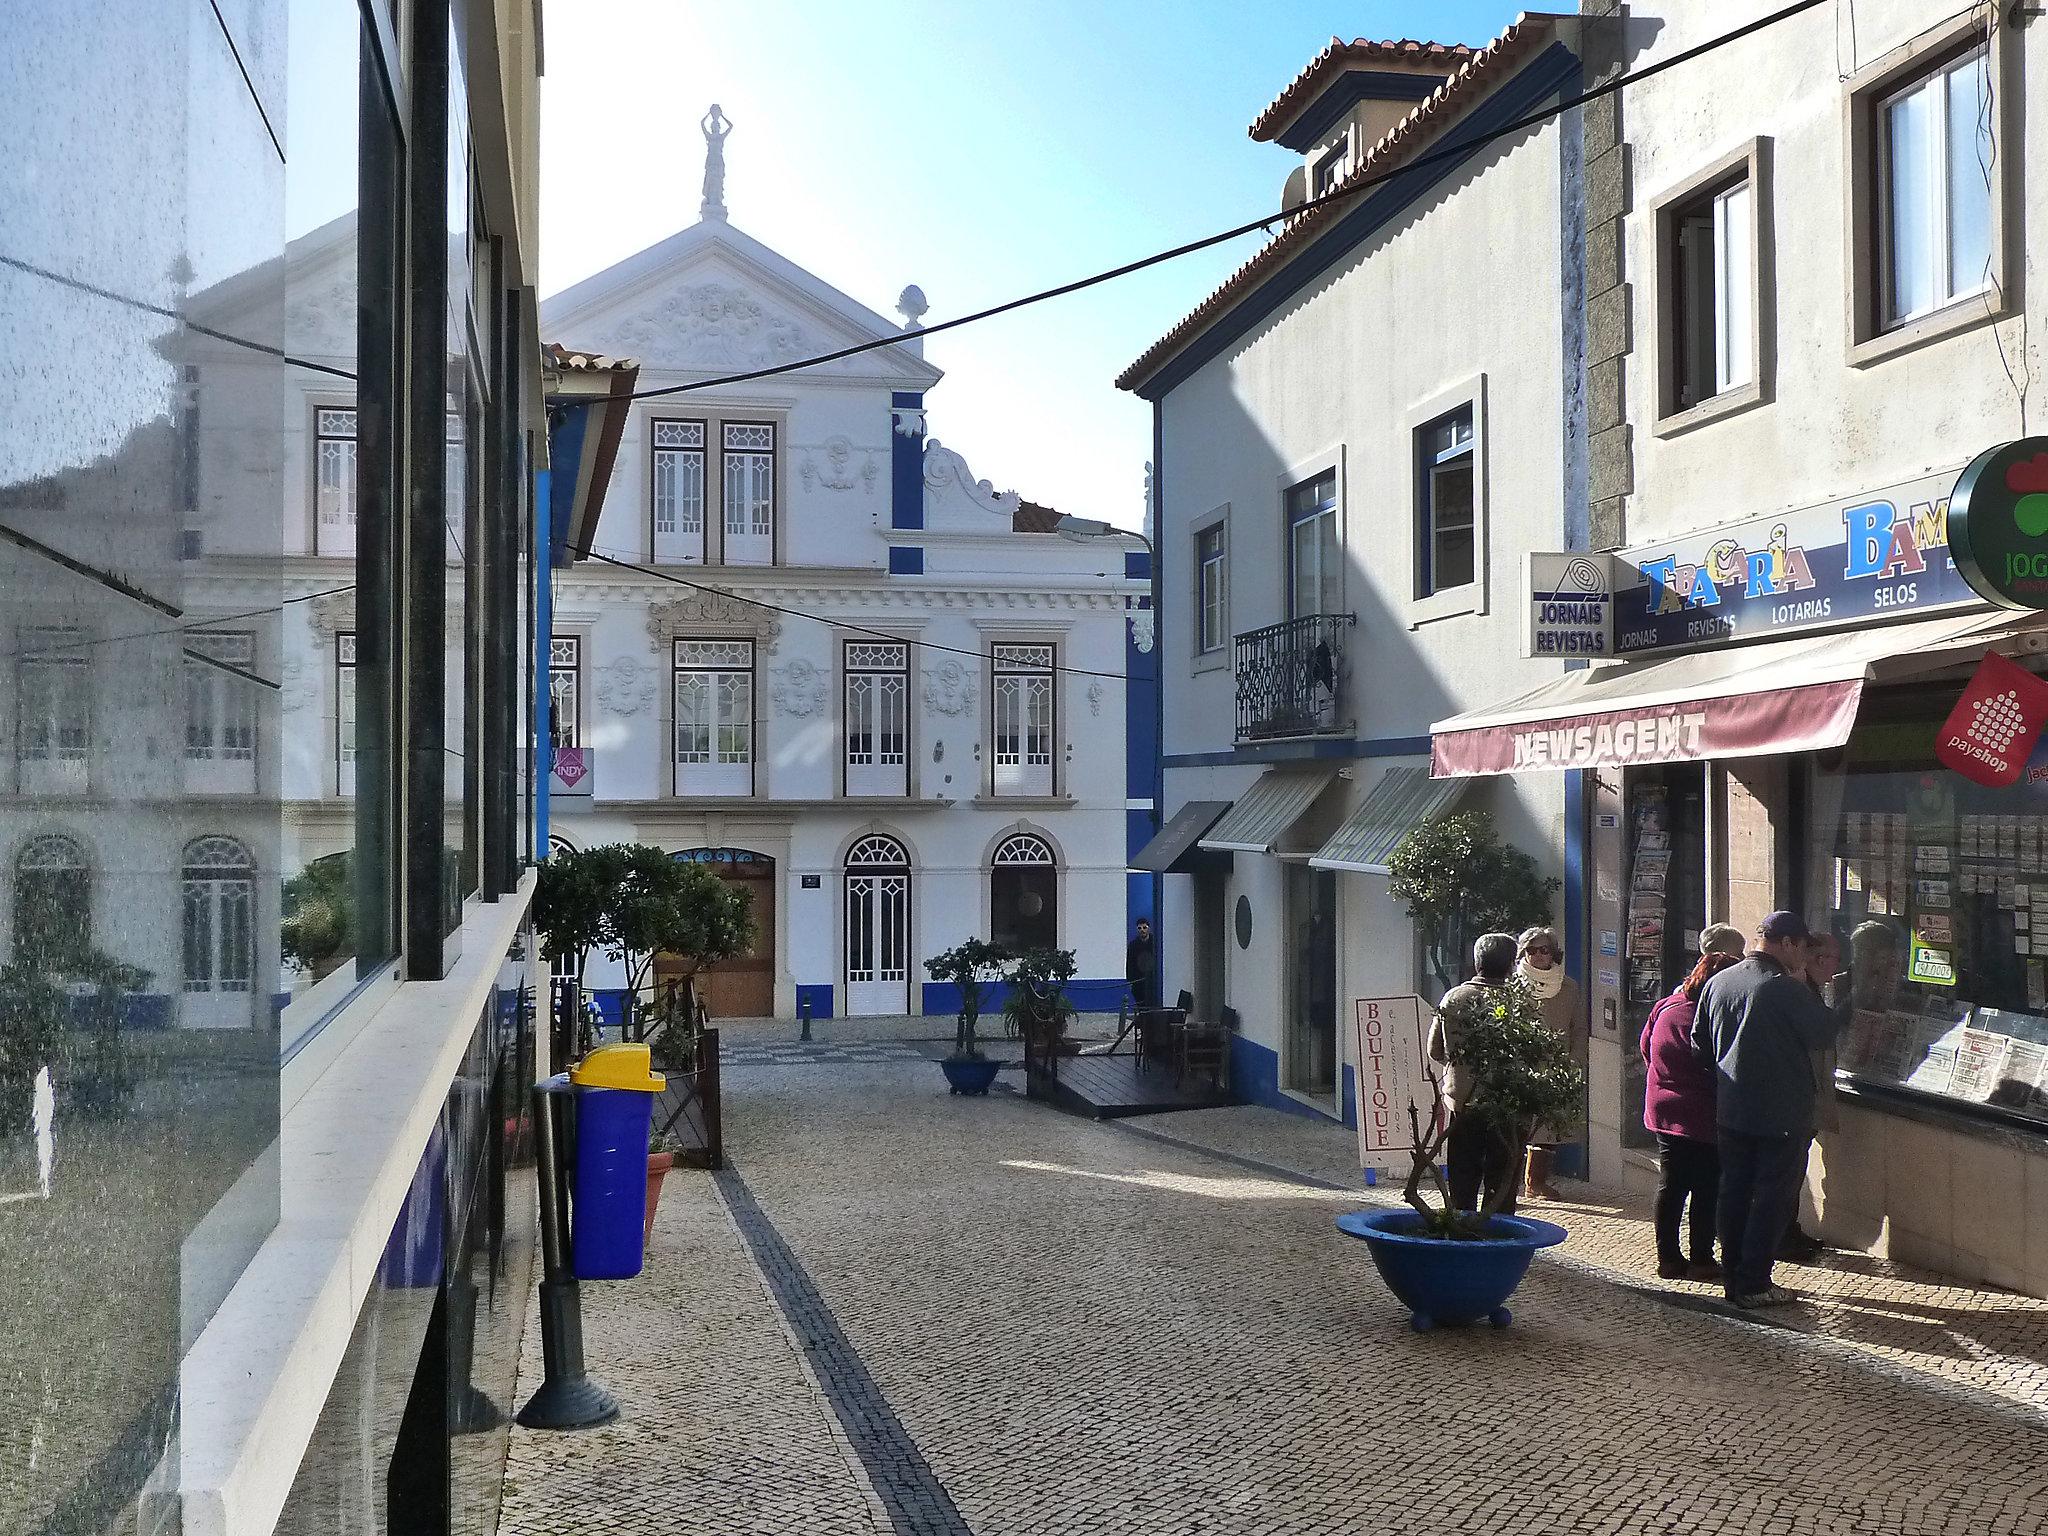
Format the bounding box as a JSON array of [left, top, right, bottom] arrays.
[[722, 422, 776, 565], [844, 640, 909, 797], [1196, 524, 1227, 654], [1416, 410, 1475, 597], [991, 642, 1055, 797], [314, 407, 357, 555], [336, 632, 358, 797], [651, 419, 707, 564], [673, 638, 754, 796], [548, 635, 581, 750], [1286, 472, 1341, 619], [18, 627, 89, 771], [181, 835, 254, 1008], [1878, 43, 1993, 330], [1670, 175, 1754, 409], [184, 630, 257, 792], [1311, 144, 1348, 199]]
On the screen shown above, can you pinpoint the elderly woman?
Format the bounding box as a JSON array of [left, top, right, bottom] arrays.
[[1516, 925, 1586, 1200]]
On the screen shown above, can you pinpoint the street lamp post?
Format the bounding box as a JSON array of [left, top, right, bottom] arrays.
[[1056, 514, 1163, 965]]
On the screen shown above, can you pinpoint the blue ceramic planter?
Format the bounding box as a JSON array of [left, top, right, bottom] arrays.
[[939, 1057, 1001, 1096], [1337, 1208, 1568, 1331]]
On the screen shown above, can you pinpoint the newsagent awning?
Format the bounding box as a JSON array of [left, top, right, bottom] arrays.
[[1309, 766, 1463, 874], [1199, 768, 1338, 853], [1130, 801, 1234, 874], [1431, 609, 2042, 778]]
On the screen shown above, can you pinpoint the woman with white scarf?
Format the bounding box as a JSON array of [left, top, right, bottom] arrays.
[[1516, 925, 1586, 1200]]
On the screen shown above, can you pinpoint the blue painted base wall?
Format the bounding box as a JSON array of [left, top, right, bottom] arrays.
[[1228, 1034, 1350, 1126], [920, 978, 1129, 1018], [796, 984, 835, 1020]]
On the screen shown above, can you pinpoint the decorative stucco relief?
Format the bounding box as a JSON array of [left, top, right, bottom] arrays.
[[769, 657, 827, 716], [599, 282, 810, 370], [798, 436, 882, 495], [923, 657, 977, 717], [643, 589, 781, 650], [595, 654, 658, 717], [922, 438, 1020, 520]]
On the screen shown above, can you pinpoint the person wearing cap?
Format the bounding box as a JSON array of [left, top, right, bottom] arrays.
[[1689, 911, 1842, 1309], [1699, 922, 1746, 959]]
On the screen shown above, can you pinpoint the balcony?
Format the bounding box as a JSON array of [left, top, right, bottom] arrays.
[[1234, 613, 1354, 742]]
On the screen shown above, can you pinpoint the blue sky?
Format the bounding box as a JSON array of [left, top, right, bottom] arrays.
[[541, 1, 1542, 529]]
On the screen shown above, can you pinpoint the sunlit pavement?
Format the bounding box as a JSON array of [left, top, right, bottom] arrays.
[[502, 1020, 2048, 1535]]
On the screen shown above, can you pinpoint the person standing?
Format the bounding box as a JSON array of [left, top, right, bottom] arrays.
[[1641, 950, 1741, 1280], [1514, 926, 1584, 1200], [1125, 918, 1157, 1010], [1428, 933, 1522, 1215], [1690, 912, 1842, 1309]]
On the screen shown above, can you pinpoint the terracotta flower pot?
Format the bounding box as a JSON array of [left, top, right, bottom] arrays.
[[644, 1150, 675, 1244]]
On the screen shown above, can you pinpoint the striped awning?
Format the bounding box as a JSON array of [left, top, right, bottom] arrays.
[[1309, 765, 1462, 874], [1198, 768, 1338, 854]]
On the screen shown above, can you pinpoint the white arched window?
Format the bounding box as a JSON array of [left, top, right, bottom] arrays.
[[13, 833, 90, 959], [844, 835, 910, 1016], [991, 833, 1057, 954], [183, 837, 255, 1023]]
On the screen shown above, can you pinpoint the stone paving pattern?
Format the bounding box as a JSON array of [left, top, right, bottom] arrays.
[[505, 1017, 2048, 1534]]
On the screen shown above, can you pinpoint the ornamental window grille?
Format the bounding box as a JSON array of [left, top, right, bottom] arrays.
[[991, 643, 1055, 796], [336, 632, 358, 796], [722, 422, 775, 565], [17, 627, 90, 764], [13, 833, 90, 957], [182, 836, 254, 996], [673, 637, 754, 795], [184, 630, 257, 765], [844, 641, 909, 797], [315, 408, 358, 555], [548, 635, 581, 750], [652, 419, 707, 563], [844, 834, 911, 1010]]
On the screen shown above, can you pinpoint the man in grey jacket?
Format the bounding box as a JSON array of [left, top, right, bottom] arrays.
[[1690, 911, 1841, 1309]]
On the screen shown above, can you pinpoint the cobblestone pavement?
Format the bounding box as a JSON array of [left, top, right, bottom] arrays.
[[504, 1040, 2048, 1535]]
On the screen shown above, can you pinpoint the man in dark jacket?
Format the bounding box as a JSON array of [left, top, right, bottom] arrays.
[[1125, 919, 1156, 1009], [1691, 911, 1841, 1309]]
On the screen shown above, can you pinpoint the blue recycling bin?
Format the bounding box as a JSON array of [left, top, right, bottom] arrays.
[[568, 1043, 667, 1280]]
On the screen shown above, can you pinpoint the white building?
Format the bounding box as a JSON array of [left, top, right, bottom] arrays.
[[534, 120, 1142, 1020], [1119, 23, 1589, 1128]]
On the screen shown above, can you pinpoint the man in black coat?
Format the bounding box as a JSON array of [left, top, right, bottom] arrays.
[[1126, 919, 1157, 1009]]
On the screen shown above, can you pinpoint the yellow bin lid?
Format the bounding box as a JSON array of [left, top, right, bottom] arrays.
[[570, 1042, 667, 1093]]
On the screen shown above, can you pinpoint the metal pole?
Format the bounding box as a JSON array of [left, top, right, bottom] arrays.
[[798, 990, 812, 1042], [515, 1079, 620, 1430]]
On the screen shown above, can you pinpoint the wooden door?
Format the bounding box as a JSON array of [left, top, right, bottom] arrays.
[[658, 850, 776, 1020]]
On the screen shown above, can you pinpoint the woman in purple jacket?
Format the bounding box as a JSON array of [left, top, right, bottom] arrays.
[[1641, 950, 1742, 1280]]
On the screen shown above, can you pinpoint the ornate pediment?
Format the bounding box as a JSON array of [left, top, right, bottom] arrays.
[[643, 589, 781, 650], [594, 281, 812, 371], [922, 438, 1020, 522], [308, 590, 355, 636]]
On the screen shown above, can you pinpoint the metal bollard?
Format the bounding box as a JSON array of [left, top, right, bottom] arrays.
[[798, 990, 812, 1043], [514, 1078, 620, 1430]]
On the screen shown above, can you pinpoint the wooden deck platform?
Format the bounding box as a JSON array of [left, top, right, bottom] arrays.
[[1030, 1052, 1234, 1119]]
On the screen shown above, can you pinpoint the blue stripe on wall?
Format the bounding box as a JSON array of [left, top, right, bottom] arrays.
[[891, 391, 925, 531], [546, 406, 589, 562], [534, 465, 553, 855], [796, 984, 835, 1020], [888, 547, 924, 575]]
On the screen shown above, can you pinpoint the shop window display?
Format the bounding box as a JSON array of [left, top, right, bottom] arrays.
[[1811, 685, 2048, 1129], [1622, 765, 1709, 1152]]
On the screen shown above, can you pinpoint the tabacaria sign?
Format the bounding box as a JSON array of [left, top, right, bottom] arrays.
[[1351, 995, 1433, 1168], [1432, 680, 1865, 777]]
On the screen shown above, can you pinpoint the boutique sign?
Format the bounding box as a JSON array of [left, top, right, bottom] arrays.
[[1610, 468, 1972, 654], [1949, 439, 2048, 610]]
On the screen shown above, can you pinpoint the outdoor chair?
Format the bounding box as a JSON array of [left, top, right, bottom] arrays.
[[1132, 989, 1194, 1070], [1178, 1004, 1236, 1090]]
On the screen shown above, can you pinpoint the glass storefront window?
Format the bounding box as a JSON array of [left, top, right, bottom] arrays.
[[1810, 681, 2048, 1129], [1621, 763, 1710, 1152]]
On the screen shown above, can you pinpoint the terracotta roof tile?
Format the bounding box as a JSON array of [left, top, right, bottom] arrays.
[[544, 342, 638, 372], [1249, 36, 1479, 142], [1118, 14, 1564, 395], [1012, 498, 1062, 534]]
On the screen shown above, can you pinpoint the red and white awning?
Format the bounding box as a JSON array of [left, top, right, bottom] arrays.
[[1432, 609, 2042, 777]]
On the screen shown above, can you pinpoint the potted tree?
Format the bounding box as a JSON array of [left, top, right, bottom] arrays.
[[924, 938, 1009, 1095], [1336, 978, 1584, 1331], [280, 852, 354, 982], [65, 951, 151, 1116], [1001, 945, 1078, 1056], [1387, 811, 1559, 997]]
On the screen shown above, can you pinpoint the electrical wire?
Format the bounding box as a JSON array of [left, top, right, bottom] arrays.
[[582, 549, 1131, 682], [1973, 1, 2032, 434]]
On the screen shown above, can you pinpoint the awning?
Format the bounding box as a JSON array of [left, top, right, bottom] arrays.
[[1130, 801, 1233, 874], [1432, 608, 2043, 777], [1310, 765, 1463, 873], [1199, 768, 1338, 853]]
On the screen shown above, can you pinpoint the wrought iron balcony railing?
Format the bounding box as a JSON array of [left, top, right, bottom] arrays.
[[1233, 613, 1355, 742]]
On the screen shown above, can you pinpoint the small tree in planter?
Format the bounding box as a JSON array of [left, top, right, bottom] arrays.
[[0, 961, 66, 1134], [924, 938, 1010, 1061], [1404, 980, 1585, 1236], [281, 852, 354, 982], [64, 951, 153, 1116], [1388, 811, 1559, 998], [1001, 946, 1078, 1051]]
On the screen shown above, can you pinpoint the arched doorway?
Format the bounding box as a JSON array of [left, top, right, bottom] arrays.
[[660, 848, 776, 1019], [182, 836, 255, 1028], [13, 833, 91, 961], [990, 832, 1057, 953], [844, 834, 910, 1016]]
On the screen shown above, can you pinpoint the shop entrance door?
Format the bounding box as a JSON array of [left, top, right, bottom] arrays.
[[1620, 765, 1707, 1154], [1285, 865, 1338, 1099], [1193, 873, 1228, 1022]]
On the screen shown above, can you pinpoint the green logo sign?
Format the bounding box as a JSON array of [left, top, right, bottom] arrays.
[[1950, 438, 2048, 609]]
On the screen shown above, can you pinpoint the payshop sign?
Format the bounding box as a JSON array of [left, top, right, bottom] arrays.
[[1611, 468, 1973, 654]]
